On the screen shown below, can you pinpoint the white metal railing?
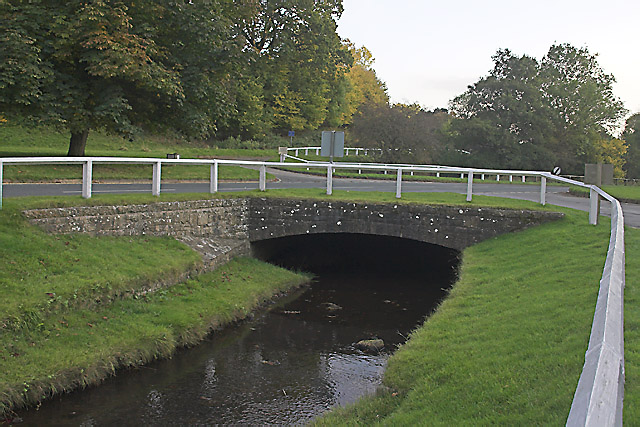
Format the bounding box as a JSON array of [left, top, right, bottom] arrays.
[[280, 153, 541, 182], [286, 146, 381, 157], [0, 156, 625, 425]]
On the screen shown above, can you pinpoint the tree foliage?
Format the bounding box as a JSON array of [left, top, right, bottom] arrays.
[[0, 0, 357, 154], [622, 113, 640, 178], [220, 0, 352, 138], [447, 44, 627, 173], [339, 41, 389, 124], [349, 103, 448, 164]]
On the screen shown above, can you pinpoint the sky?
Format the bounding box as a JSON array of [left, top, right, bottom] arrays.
[[337, 0, 640, 121]]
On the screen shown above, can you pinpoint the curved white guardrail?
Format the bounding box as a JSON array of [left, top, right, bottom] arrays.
[[0, 156, 626, 425]]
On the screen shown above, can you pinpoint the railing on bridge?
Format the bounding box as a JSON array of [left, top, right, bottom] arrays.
[[0, 155, 625, 426]]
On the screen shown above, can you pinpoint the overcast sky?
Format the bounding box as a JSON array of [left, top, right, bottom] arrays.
[[337, 0, 640, 119]]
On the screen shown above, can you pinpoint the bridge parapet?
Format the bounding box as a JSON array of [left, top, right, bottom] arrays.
[[22, 197, 563, 251], [247, 198, 564, 250]]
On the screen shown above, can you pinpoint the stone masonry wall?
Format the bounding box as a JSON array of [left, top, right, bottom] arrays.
[[22, 199, 249, 239], [246, 198, 564, 250], [23, 197, 564, 251]]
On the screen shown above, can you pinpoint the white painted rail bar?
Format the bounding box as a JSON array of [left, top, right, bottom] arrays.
[[566, 191, 625, 426], [0, 156, 627, 425], [210, 161, 218, 194]]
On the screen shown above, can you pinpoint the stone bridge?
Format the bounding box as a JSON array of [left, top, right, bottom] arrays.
[[23, 197, 563, 260], [247, 198, 562, 250]]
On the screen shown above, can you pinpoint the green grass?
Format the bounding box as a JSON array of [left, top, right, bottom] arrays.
[[570, 184, 640, 203], [1, 188, 555, 214], [0, 198, 202, 332], [1, 190, 635, 422], [2, 163, 265, 182], [0, 194, 310, 414], [315, 210, 639, 425], [0, 124, 274, 182], [254, 188, 555, 211], [0, 257, 310, 414]]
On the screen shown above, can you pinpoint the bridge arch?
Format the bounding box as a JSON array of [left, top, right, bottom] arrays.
[[246, 198, 563, 251]]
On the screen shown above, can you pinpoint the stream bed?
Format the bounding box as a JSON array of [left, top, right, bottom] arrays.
[[18, 234, 458, 425]]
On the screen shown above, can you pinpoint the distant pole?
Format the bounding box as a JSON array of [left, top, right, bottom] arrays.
[[330, 131, 335, 164], [466, 171, 474, 202], [152, 161, 161, 196], [259, 165, 266, 191], [210, 161, 218, 193], [396, 168, 402, 198], [82, 160, 93, 199]]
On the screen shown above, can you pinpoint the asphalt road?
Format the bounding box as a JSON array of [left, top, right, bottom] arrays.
[[4, 167, 639, 228]]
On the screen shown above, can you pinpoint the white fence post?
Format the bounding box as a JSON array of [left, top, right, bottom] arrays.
[[522, 175, 526, 183], [82, 160, 93, 199], [460, 173, 465, 179], [152, 161, 161, 196], [509, 175, 513, 182], [590, 187, 599, 225], [396, 168, 402, 199], [466, 171, 474, 202], [540, 176, 547, 206], [210, 161, 218, 193], [326, 165, 333, 195], [259, 165, 266, 191]]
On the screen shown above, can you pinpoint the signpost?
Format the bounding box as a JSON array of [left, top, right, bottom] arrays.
[[321, 131, 344, 163], [288, 130, 295, 145]]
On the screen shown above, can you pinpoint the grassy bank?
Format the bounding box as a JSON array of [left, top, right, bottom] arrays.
[[0, 124, 275, 182], [569, 184, 640, 204], [1, 190, 636, 422], [0, 195, 310, 415], [314, 209, 639, 424]]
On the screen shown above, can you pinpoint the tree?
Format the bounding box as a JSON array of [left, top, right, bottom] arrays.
[[594, 138, 627, 178], [622, 113, 640, 178], [447, 44, 627, 173], [447, 49, 553, 169], [222, 0, 352, 137], [339, 41, 389, 124], [349, 103, 448, 164], [0, 1, 237, 156]]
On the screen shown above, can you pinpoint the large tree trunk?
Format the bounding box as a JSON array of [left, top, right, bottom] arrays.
[[67, 130, 89, 156]]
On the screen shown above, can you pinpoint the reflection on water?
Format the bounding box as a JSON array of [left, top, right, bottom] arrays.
[[19, 235, 458, 425]]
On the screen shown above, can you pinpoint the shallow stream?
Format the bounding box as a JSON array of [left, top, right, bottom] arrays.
[[19, 234, 458, 425]]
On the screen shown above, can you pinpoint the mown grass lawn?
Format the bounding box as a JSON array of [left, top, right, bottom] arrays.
[[0, 124, 275, 182], [570, 184, 640, 203]]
